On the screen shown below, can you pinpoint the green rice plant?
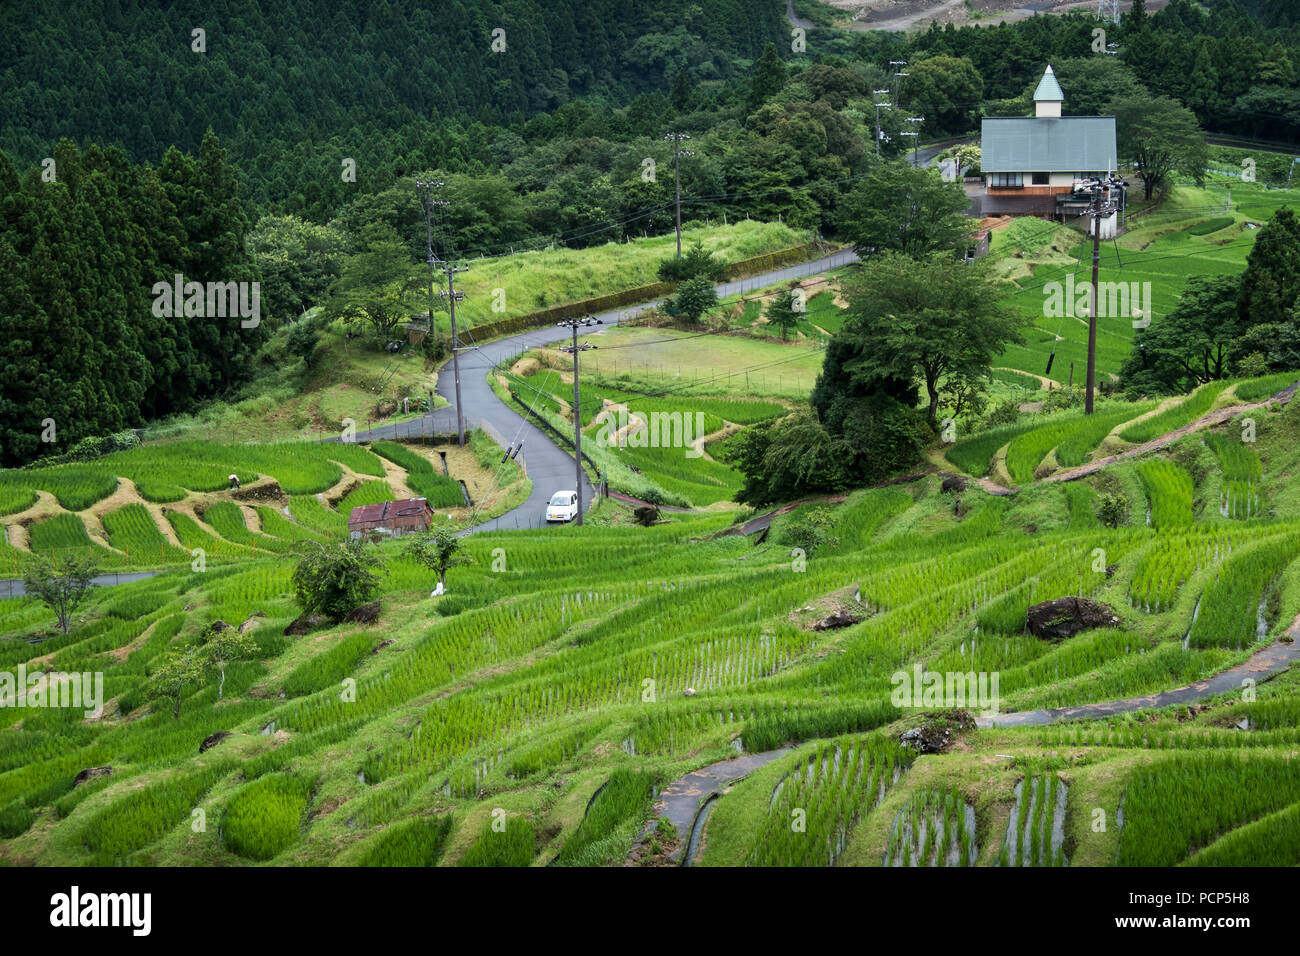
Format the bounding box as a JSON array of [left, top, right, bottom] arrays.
[[976, 586, 1031, 634], [1120, 380, 1233, 444], [1187, 534, 1300, 649], [369, 441, 463, 508], [1184, 801, 1300, 867], [884, 787, 978, 867], [164, 510, 259, 558], [1234, 371, 1299, 402], [18, 466, 118, 511], [505, 724, 603, 779], [102, 504, 191, 564], [1054, 402, 1156, 467], [351, 815, 453, 866], [750, 736, 913, 867], [0, 800, 35, 838], [0, 485, 37, 516], [1063, 482, 1099, 528], [281, 632, 376, 697], [554, 769, 656, 866], [222, 773, 313, 861], [997, 773, 1068, 866], [1137, 459, 1193, 529], [27, 512, 95, 552], [1205, 432, 1262, 519], [1127, 527, 1246, 612], [288, 495, 348, 536], [202, 502, 279, 551], [1117, 753, 1300, 865], [337, 480, 394, 516], [946, 420, 1039, 477], [824, 487, 912, 554], [133, 479, 186, 502], [81, 764, 229, 863], [457, 816, 536, 867], [254, 505, 329, 545]]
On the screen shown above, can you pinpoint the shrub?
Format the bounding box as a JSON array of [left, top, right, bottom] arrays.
[[291, 538, 384, 622], [780, 507, 840, 557], [1097, 492, 1128, 528], [656, 240, 726, 283]]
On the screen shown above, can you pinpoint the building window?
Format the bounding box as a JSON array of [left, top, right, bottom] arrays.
[[1031, 171, 1049, 185], [990, 173, 1023, 188]]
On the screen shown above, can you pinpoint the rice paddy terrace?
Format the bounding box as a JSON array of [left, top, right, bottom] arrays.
[[4, 368, 1300, 867], [0, 432, 527, 577]]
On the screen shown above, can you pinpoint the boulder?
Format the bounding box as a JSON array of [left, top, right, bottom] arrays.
[[199, 731, 231, 754], [941, 475, 967, 494], [284, 612, 328, 636], [344, 601, 381, 625], [1026, 597, 1121, 641], [73, 766, 112, 787], [811, 608, 862, 631]]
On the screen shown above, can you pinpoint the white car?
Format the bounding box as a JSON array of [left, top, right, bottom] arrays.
[[546, 490, 578, 523]]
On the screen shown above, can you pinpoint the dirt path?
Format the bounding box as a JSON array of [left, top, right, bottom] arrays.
[[640, 747, 792, 865], [992, 366, 1060, 390], [1045, 380, 1300, 484], [978, 629, 1300, 729]]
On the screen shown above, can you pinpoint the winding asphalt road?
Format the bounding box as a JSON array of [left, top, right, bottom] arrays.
[[348, 247, 861, 532]]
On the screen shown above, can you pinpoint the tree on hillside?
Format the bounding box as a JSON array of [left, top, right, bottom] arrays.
[[1110, 94, 1207, 200], [669, 275, 719, 324], [657, 239, 726, 283], [323, 224, 421, 341], [838, 163, 975, 261], [404, 528, 473, 594], [747, 43, 787, 113], [21, 554, 98, 635], [247, 215, 348, 323], [199, 623, 259, 702], [899, 56, 983, 137], [1038, 58, 1148, 117], [146, 647, 207, 719], [1121, 275, 1243, 394], [729, 413, 851, 507], [1237, 206, 1300, 329], [292, 538, 384, 623], [766, 288, 802, 341], [827, 252, 1021, 427]]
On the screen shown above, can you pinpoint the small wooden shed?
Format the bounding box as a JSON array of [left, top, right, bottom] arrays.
[[347, 498, 433, 538]]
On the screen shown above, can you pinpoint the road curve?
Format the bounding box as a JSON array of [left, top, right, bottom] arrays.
[[347, 248, 860, 533]]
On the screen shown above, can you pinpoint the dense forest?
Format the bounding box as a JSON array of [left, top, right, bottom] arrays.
[[3, 0, 1300, 465]]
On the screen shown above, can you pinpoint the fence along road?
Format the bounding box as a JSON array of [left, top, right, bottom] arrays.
[[343, 247, 861, 533]]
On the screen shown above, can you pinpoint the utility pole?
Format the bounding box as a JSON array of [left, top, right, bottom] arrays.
[[415, 179, 444, 341], [873, 89, 891, 157], [663, 132, 694, 259], [557, 315, 600, 525], [440, 263, 467, 445], [1077, 174, 1125, 415], [907, 115, 926, 167]]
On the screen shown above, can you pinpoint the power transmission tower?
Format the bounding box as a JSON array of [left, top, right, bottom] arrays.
[[557, 315, 601, 525], [663, 132, 694, 258], [1076, 174, 1126, 415], [1096, 0, 1120, 24]]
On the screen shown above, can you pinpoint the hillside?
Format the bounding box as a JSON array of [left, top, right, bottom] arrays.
[[5, 375, 1300, 867]]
